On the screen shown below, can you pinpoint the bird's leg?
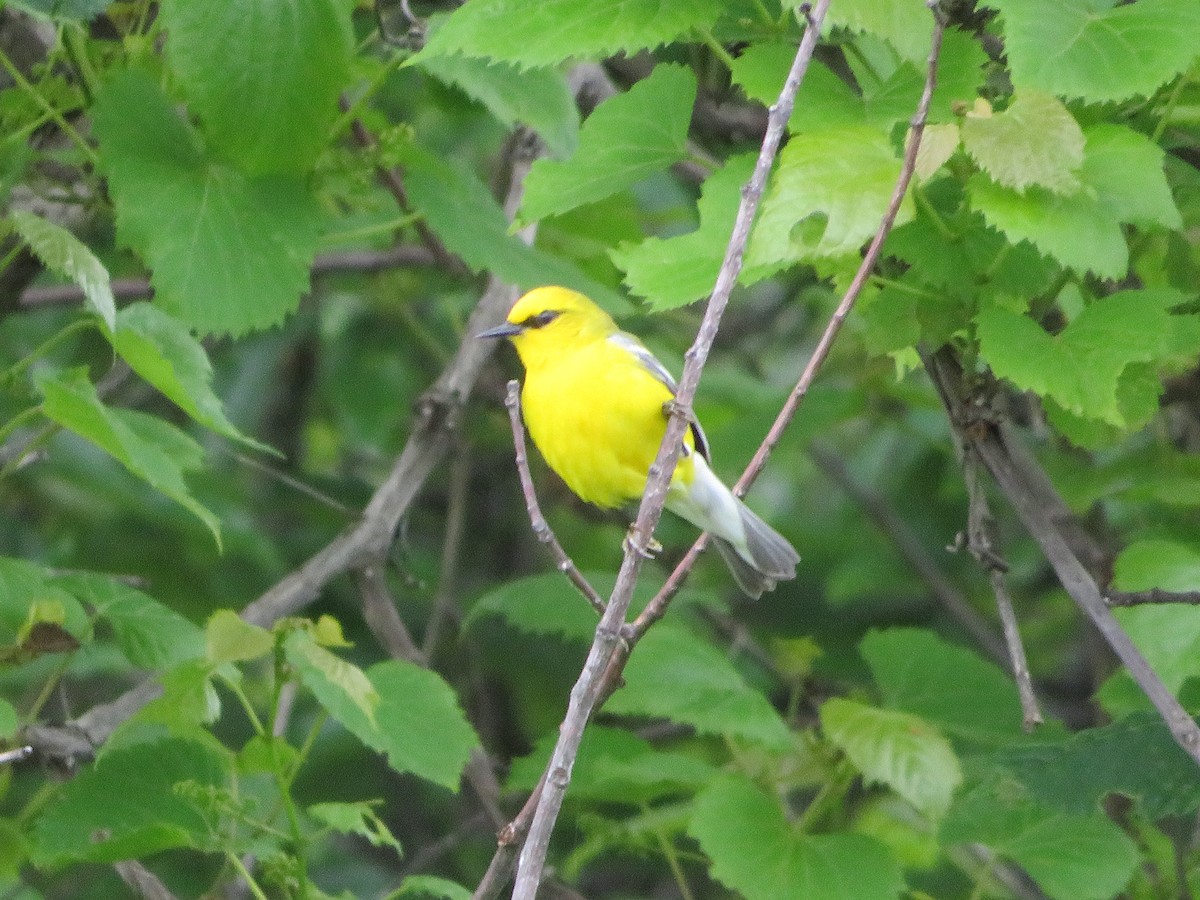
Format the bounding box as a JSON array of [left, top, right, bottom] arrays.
[[623, 525, 662, 558]]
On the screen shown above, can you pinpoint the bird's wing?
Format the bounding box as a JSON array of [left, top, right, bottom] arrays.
[[608, 331, 711, 461]]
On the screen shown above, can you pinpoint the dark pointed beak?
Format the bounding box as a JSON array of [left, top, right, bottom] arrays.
[[478, 322, 523, 340]]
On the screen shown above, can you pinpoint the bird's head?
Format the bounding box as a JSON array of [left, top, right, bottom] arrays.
[[478, 286, 616, 367]]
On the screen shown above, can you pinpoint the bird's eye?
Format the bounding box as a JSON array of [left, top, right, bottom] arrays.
[[524, 310, 560, 329]]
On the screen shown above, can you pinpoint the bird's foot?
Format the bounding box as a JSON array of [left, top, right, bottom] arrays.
[[623, 526, 662, 558], [662, 398, 696, 424]]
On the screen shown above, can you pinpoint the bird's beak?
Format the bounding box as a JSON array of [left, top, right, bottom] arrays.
[[477, 322, 523, 340]]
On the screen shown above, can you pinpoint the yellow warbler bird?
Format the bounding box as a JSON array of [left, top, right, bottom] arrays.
[[480, 286, 799, 598]]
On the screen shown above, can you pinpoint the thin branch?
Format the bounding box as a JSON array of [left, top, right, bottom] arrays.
[[924, 347, 1200, 767], [504, 379, 606, 615], [357, 563, 425, 664], [807, 442, 1008, 666], [421, 442, 473, 659], [113, 860, 180, 900], [961, 449, 1043, 730], [510, 6, 835, 896], [18, 244, 440, 308], [1106, 588, 1200, 607]]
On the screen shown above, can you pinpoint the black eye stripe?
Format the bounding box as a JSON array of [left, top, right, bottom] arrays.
[[521, 310, 561, 329]]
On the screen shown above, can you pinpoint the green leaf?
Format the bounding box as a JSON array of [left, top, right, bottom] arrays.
[[518, 64, 696, 224], [606, 624, 793, 749], [827, 0, 935, 63], [415, 54, 578, 158], [747, 126, 911, 270], [976, 290, 1180, 426], [419, 0, 725, 69], [308, 801, 402, 856], [10, 209, 115, 333], [506, 725, 717, 804], [0, 698, 17, 740], [1114, 539, 1200, 592], [160, 0, 352, 174], [990, 0, 1200, 102], [689, 775, 904, 900], [313, 660, 478, 791], [133, 659, 221, 732], [860, 628, 1026, 744], [31, 737, 230, 866], [1104, 603, 1200, 700], [465, 572, 605, 641], [285, 629, 380, 727], [10, 0, 111, 20], [0, 557, 88, 647], [821, 698, 961, 818], [393, 875, 472, 900], [960, 91, 1084, 194], [612, 153, 753, 310], [111, 303, 269, 450], [942, 779, 1139, 900], [205, 609, 273, 665], [994, 712, 1200, 819], [92, 70, 322, 335], [397, 144, 629, 314], [54, 572, 203, 670], [36, 367, 220, 542], [1079, 124, 1182, 229]]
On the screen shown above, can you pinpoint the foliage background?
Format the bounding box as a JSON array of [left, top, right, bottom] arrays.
[[1, 0, 1199, 898]]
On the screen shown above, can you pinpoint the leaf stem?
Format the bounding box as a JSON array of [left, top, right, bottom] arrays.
[[329, 51, 411, 141], [1151, 71, 1192, 143], [694, 28, 738, 71], [226, 851, 272, 900], [61, 23, 100, 105], [795, 757, 856, 833], [0, 48, 99, 168], [0, 318, 94, 389], [646, 804, 697, 900], [0, 406, 44, 450]]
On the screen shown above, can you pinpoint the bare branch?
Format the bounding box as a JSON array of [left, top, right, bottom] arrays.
[[510, 6, 836, 895], [1106, 588, 1200, 607], [357, 563, 425, 664], [924, 347, 1200, 767], [113, 860, 180, 900], [421, 442, 473, 659], [504, 379, 606, 614], [18, 245, 440, 308]]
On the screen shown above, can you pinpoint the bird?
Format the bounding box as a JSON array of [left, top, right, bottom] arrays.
[[479, 285, 799, 598]]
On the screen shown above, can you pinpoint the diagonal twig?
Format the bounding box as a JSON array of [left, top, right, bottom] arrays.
[[504, 380, 606, 614], [924, 346, 1200, 767]]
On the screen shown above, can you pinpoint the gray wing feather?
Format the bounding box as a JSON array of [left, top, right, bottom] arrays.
[[608, 331, 710, 461]]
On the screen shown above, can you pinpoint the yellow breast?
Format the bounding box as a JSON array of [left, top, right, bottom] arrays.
[[520, 338, 694, 509]]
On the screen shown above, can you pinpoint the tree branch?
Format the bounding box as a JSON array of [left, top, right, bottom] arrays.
[[504, 379, 606, 614], [1106, 588, 1200, 607], [924, 347, 1200, 767], [509, 6, 835, 896]]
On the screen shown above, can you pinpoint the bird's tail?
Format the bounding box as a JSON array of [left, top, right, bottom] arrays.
[[711, 500, 800, 599]]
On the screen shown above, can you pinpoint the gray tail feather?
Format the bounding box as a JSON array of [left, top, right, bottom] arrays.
[[711, 502, 800, 599]]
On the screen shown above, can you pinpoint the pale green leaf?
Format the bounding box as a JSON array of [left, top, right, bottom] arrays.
[[112, 303, 269, 450], [314, 660, 478, 790], [1114, 539, 1200, 593], [30, 738, 230, 866], [518, 64, 696, 224], [976, 290, 1179, 425], [990, 0, 1200, 102], [828, 0, 935, 63], [943, 781, 1139, 900], [1107, 604, 1200, 699], [415, 53, 578, 157], [92, 71, 322, 335], [10, 209, 115, 333], [308, 801, 402, 856], [160, 0, 352, 174], [205, 609, 273, 665], [1079, 124, 1182, 229], [36, 368, 220, 542], [397, 144, 629, 314], [690, 775, 904, 900], [285, 630, 379, 727], [606, 624, 793, 749], [914, 123, 959, 181], [860, 628, 1026, 744], [54, 572, 203, 670], [611, 153, 754, 310], [961, 91, 1084, 194], [968, 174, 1125, 279], [822, 698, 962, 817], [747, 126, 911, 269], [419, 0, 725, 68]]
